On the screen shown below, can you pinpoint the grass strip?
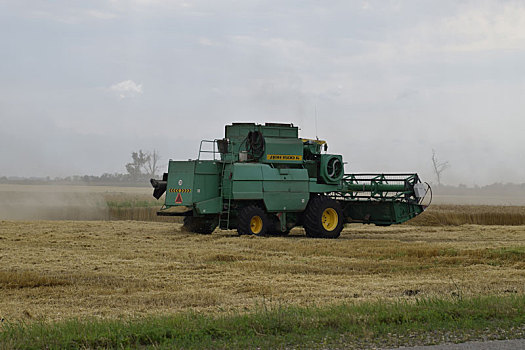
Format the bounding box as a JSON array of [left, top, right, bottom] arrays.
[[1, 295, 524, 349]]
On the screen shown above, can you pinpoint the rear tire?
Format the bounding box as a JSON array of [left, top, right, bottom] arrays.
[[182, 216, 218, 235], [304, 196, 344, 239], [237, 206, 269, 236]]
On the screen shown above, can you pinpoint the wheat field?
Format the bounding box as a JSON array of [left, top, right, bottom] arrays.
[[1, 220, 524, 322]]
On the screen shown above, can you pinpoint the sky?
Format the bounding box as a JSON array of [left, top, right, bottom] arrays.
[[1, 0, 524, 186]]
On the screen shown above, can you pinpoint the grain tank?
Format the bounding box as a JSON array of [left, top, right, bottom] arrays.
[[150, 123, 429, 238]]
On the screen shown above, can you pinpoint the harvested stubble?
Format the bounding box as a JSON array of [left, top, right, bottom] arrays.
[[0, 220, 524, 322]]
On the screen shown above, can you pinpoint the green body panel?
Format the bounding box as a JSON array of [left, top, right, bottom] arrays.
[[225, 123, 298, 141], [230, 163, 263, 199], [195, 196, 222, 215], [264, 193, 305, 212], [260, 167, 309, 192], [231, 163, 263, 181], [226, 163, 309, 211], [260, 166, 309, 212], [164, 160, 220, 211], [342, 201, 424, 225], [165, 161, 195, 206], [223, 123, 300, 163], [262, 137, 304, 164], [193, 161, 221, 203]]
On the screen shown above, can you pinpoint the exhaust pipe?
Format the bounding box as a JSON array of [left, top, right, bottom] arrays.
[[150, 174, 168, 200]]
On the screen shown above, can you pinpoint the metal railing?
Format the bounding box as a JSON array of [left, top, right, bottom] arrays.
[[197, 140, 219, 160]]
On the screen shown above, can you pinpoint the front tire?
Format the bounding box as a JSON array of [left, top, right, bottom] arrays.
[[182, 216, 218, 234], [303, 196, 344, 239], [237, 206, 269, 236]]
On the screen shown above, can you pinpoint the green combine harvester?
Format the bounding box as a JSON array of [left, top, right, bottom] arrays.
[[151, 123, 430, 238]]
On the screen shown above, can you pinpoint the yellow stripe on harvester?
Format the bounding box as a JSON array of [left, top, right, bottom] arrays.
[[168, 188, 192, 193], [266, 154, 303, 161]]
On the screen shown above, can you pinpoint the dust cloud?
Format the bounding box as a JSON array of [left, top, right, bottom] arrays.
[[0, 185, 109, 220]]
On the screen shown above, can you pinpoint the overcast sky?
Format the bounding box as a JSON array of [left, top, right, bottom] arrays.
[[1, 0, 524, 185]]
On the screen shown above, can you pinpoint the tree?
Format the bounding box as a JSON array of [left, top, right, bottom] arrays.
[[126, 150, 161, 180], [126, 150, 150, 180], [431, 149, 450, 186], [145, 149, 161, 178]]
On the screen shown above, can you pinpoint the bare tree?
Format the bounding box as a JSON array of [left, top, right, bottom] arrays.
[[145, 149, 161, 178], [431, 149, 450, 186]]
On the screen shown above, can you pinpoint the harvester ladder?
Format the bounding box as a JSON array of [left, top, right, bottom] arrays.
[[219, 141, 234, 230], [199, 139, 234, 229]]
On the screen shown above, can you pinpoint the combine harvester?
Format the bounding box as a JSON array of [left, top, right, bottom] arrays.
[[151, 123, 430, 238]]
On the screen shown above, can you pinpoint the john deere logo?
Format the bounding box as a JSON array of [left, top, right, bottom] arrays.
[[267, 154, 302, 161]]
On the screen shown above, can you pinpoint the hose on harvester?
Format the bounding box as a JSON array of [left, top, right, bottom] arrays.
[[246, 131, 265, 160]]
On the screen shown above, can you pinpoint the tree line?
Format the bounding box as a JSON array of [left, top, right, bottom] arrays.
[[0, 150, 162, 186]]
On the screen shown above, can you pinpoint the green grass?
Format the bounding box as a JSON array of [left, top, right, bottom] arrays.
[[2, 295, 524, 349]]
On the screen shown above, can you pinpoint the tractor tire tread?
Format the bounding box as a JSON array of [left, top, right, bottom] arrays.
[[303, 196, 344, 239], [237, 205, 269, 236], [182, 216, 217, 235]]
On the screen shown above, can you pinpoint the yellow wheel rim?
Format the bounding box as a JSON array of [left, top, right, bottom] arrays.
[[250, 216, 263, 234], [322, 208, 338, 231]]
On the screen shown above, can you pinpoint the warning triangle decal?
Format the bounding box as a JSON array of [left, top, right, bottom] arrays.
[[175, 193, 183, 204]]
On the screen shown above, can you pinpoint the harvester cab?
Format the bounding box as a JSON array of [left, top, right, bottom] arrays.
[[150, 122, 430, 238]]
